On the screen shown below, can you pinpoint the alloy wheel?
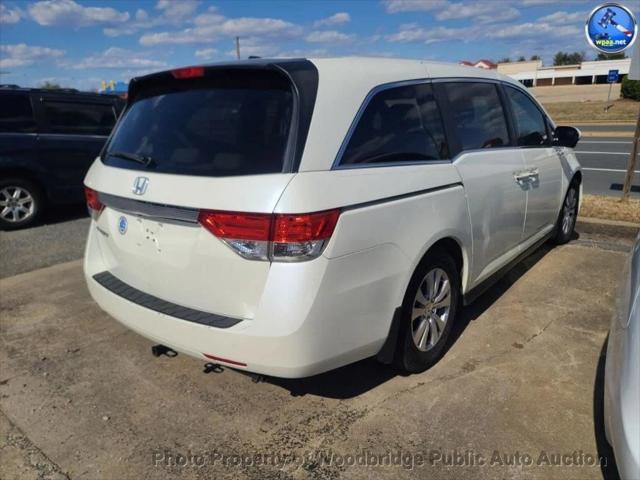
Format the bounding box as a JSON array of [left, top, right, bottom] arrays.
[[411, 267, 451, 352], [561, 187, 577, 236], [0, 186, 35, 224]]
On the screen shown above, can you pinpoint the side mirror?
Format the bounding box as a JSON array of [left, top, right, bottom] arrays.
[[553, 126, 581, 148]]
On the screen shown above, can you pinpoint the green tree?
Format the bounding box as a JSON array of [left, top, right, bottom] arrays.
[[553, 51, 585, 66], [517, 56, 526, 62], [530, 55, 540, 61], [621, 76, 640, 100], [40, 81, 62, 89], [498, 57, 511, 63], [596, 52, 627, 60]]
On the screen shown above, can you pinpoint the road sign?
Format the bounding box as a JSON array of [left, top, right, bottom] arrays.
[[607, 69, 619, 82]]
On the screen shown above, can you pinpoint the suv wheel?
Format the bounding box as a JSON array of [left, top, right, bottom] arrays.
[[0, 179, 43, 230], [397, 248, 460, 373], [553, 182, 579, 245]]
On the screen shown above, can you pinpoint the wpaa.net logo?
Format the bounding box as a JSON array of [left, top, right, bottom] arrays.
[[586, 3, 638, 53]]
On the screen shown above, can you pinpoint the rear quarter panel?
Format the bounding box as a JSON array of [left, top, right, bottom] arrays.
[[276, 163, 472, 304]]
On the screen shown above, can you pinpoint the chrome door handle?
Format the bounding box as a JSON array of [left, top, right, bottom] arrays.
[[513, 168, 539, 184]]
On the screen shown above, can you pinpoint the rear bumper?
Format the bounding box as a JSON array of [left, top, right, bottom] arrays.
[[84, 223, 409, 378]]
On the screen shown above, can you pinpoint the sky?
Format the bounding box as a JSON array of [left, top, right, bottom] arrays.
[[0, 0, 616, 91]]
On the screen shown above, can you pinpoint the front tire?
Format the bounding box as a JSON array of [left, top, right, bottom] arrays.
[[0, 178, 43, 230], [397, 248, 460, 373], [553, 182, 579, 245]]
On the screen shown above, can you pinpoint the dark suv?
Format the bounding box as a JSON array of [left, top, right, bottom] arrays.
[[0, 86, 124, 229]]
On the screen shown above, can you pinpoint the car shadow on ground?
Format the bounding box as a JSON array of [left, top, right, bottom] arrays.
[[241, 240, 560, 399], [40, 203, 88, 227], [593, 337, 621, 480]]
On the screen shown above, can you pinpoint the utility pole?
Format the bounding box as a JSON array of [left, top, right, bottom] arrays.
[[235, 37, 240, 60], [621, 42, 639, 200], [621, 108, 639, 200]]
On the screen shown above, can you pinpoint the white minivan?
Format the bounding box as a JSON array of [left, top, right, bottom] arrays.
[[84, 58, 581, 378]]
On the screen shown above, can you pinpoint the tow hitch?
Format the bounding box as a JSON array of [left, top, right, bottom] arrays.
[[151, 344, 178, 358]]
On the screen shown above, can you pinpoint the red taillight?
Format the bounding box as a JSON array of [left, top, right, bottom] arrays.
[[198, 211, 271, 241], [273, 210, 340, 243], [197, 209, 341, 262], [84, 187, 104, 218], [170, 66, 204, 79]]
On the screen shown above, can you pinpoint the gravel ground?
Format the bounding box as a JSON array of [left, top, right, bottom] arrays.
[[0, 207, 89, 279]]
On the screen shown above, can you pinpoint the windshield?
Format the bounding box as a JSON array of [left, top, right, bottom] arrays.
[[102, 71, 294, 177]]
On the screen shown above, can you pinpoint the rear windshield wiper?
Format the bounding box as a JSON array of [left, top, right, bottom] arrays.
[[107, 150, 155, 167]]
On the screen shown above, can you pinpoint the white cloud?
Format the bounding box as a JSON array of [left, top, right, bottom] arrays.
[[521, 0, 558, 5], [29, 0, 129, 27], [476, 7, 520, 24], [386, 6, 583, 45], [434, 2, 520, 23], [0, 43, 65, 68], [386, 23, 467, 43], [140, 16, 302, 46], [195, 48, 218, 60], [194, 12, 225, 26], [305, 30, 355, 44], [383, 0, 522, 23], [156, 0, 199, 23], [488, 21, 580, 39], [71, 47, 168, 70], [104, 1, 201, 37], [383, 0, 448, 13], [313, 12, 350, 28], [135, 9, 149, 22], [538, 10, 586, 24], [276, 48, 330, 58], [0, 4, 22, 24]]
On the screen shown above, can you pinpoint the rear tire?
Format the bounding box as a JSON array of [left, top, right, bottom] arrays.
[[553, 182, 579, 245], [396, 248, 460, 373], [0, 178, 44, 230]]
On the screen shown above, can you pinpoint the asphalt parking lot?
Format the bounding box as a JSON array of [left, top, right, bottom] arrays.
[[1, 212, 637, 480]]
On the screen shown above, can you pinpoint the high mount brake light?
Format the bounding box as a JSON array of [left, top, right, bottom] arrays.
[[84, 187, 104, 219], [170, 66, 205, 79], [197, 210, 341, 262]]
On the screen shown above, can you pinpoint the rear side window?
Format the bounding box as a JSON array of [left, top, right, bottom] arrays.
[[43, 101, 116, 136], [443, 82, 509, 151], [339, 83, 448, 166], [103, 70, 293, 177], [505, 87, 549, 147], [0, 93, 36, 133]]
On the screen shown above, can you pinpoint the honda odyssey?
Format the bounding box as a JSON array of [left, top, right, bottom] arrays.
[[84, 58, 581, 378]]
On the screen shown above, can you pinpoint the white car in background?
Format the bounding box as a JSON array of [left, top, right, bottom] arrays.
[[83, 58, 581, 378], [605, 233, 640, 479]]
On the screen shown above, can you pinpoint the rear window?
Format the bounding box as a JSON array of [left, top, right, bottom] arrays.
[[102, 70, 294, 177], [340, 83, 448, 166]]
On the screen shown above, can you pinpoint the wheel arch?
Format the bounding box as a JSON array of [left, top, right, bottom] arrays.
[[571, 170, 582, 186], [377, 235, 468, 365], [0, 167, 47, 198], [403, 234, 470, 304]]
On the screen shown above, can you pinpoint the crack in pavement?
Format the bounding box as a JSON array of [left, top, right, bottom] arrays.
[[0, 408, 70, 480]]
